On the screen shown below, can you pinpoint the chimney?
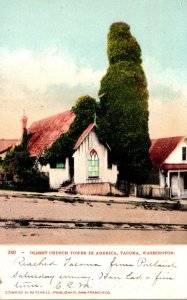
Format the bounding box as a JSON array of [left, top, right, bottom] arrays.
[[20, 113, 28, 143]]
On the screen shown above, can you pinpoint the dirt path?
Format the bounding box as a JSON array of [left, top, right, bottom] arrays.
[[1, 195, 186, 224], [1, 227, 187, 245], [0, 193, 187, 245]]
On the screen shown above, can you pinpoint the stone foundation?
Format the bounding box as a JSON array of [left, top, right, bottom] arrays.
[[75, 182, 123, 196]]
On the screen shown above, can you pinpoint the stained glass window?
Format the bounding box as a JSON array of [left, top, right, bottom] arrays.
[[88, 149, 99, 178], [56, 162, 65, 168]]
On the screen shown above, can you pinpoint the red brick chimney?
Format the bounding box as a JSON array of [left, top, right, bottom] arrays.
[[20, 113, 28, 143]]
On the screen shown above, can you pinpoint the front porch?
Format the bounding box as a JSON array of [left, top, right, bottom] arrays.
[[167, 171, 187, 199]]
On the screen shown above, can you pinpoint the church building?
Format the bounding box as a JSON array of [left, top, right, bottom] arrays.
[[26, 110, 119, 195]]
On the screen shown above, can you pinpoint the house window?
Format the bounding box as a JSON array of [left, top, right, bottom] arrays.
[[182, 147, 187, 161], [183, 173, 187, 190], [56, 162, 65, 169], [88, 149, 99, 178]]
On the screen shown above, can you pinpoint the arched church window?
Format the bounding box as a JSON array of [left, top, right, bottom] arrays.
[[88, 149, 99, 178]]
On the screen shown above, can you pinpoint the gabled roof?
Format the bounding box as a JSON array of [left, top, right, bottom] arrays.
[[149, 136, 185, 168], [74, 123, 95, 150], [0, 139, 18, 155], [27, 110, 75, 156]]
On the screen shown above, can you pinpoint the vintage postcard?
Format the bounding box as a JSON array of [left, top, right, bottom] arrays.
[[0, 0, 187, 299]]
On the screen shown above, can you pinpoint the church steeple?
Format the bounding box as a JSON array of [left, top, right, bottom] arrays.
[[21, 110, 28, 131]]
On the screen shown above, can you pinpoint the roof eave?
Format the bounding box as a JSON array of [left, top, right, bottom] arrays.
[[73, 123, 95, 150], [161, 136, 186, 166]]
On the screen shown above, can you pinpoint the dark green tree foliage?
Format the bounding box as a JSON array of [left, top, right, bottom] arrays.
[[2, 129, 49, 191], [97, 22, 152, 184], [22, 128, 28, 149], [3, 129, 32, 180], [43, 95, 98, 166]]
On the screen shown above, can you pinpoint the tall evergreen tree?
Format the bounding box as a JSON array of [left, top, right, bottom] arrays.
[[97, 22, 152, 185]]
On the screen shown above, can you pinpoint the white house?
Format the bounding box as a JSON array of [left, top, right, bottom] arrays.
[[149, 136, 187, 199]]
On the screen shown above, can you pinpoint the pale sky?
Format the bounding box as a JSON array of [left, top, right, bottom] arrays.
[[0, 0, 187, 139]]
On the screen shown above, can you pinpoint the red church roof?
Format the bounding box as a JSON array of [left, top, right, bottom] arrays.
[[0, 139, 18, 155], [27, 110, 75, 156], [149, 136, 185, 168], [74, 123, 95, 150]]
